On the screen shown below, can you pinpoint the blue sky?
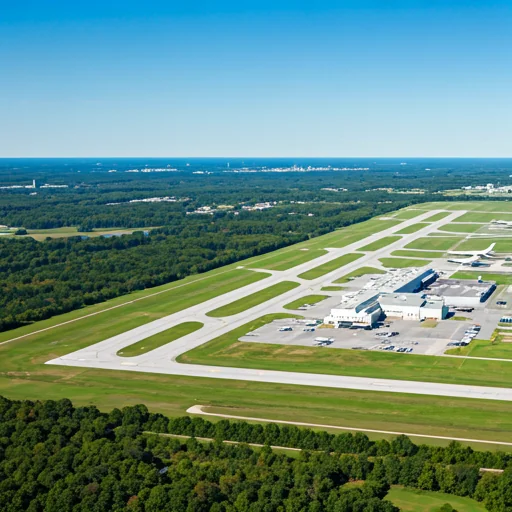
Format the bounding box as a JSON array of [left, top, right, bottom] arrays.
[[1, 1, 511, 157]]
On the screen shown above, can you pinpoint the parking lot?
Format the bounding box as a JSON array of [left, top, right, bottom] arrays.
[[240, 316, 479, 356]]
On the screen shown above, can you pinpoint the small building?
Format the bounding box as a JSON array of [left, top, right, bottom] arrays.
[[427, 278, 496, 307], [379, 293, 448, 321], [324, 292, 381, 327]]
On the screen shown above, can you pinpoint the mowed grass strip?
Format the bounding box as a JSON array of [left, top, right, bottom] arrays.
[[379, 257, 432, 268], [391, 209, 429, 220], [207, 281, 300, 317], [180, 315, 512, 389], [394, 223, 430, 235], [405, 237, 463, 251], [334, 266, 386, 284], [386, 486, 487, 512], [117, 322, 203, 357], [321, 286, 345, 291], [246, 248, 328, 271], [445, 337, 512, 359], [392, 250, 445, 259], [284, 295, 329, 310], [422, 211, 452, 222], [298, 253, 363, 280], [438, 223, 483, 233], [454, 211, 512, 223], [455, 238, 512, 252], [358, 236, 401, 251]]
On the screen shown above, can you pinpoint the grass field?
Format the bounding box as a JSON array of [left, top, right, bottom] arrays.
[[438, 223, 484, 233], [431, 201, 512, 213], [391, 250, 445, 259], [25, 226, 156, 241], [451, 271, 512, 285], [454, 238, 512, 252], [391, 209, 430, 220], [298, 253, 363, 280], [358, 236, 401, 251], [334, 266, 386, 284], [454, 212, 512, 223], [386, 486, 487, 512], [321, 286, 345, 291], [207, 281, 300, 317], [395, 223, 431, 235], [445, 331, 512, 359], [180, 316, 512, 390], [379, 257, 432, 268], [284, 295, 329, 310], [118, 322, 203, 357], [405, 237, 463, 251], [247, 248, 328, 271], [423, 212, 452, 222]]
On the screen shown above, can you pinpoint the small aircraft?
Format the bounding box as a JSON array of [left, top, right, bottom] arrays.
[[447, 255, 484, 266], [448, 243, 496, 259]]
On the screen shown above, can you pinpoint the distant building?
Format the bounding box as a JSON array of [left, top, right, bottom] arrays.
[[379, 293, 447, 321]]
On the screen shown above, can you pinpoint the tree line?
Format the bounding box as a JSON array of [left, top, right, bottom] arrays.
[[0, 396, 511, 511]]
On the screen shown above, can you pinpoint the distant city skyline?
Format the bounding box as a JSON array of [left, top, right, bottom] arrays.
[[1, 1, 511, 157]]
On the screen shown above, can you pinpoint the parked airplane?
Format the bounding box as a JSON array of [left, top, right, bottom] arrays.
[[447, 255, 484, 266], [448, 243, 496, 258]]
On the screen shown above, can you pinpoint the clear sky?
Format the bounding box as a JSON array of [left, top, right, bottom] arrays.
[[1, 1, 511, 157]]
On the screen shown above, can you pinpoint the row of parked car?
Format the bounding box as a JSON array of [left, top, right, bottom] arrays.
[[447, 324, 481, 347]]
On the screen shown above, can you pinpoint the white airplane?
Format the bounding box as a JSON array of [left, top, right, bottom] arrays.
[[448, 243, 496, 259], [447, 255, 483, 266], [492, 220, 512, 226]]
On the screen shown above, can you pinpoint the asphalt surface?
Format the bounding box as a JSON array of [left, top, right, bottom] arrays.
[[46, 209, 512, 401]]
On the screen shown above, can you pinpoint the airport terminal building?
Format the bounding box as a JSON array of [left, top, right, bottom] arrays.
[[324, 268, 447, 327]]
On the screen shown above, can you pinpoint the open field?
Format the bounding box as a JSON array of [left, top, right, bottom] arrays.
[[405, 237, 464, 251], [358, 236, 401, 251], [429, 201, 512, 212], [321, 286, 345, 291], [391, 250, 445, 258], [386, 486, 487, 512], [179, 316, 512, 389], [454, 212, 512, 223], [246, 248, 328, 270], [439, 223, 484, 233], [451, 271, 512, 285], [284, 295, 329, 310], [24, 226, 156, 241], [395, 223, 431, 234], [423, 211, 452, 222], [379, 257, 432, 268], [455, 238, 512, 252], [118, 322, 203, 357], [297, 253, 363, 279], [207, 281, 300, 317], [334, 266, 386, 284]]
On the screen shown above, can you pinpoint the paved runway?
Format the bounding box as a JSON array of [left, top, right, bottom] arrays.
[[46, 209, 512, 401]]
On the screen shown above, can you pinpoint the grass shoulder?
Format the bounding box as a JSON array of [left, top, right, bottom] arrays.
[[334, 266, 385, 284], [118, 322, 203, 357], [284, 295, 329, 310]]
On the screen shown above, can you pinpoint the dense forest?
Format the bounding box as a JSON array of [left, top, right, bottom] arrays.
[[0, 395, 511, 511], [2, 158, 512, 332]]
